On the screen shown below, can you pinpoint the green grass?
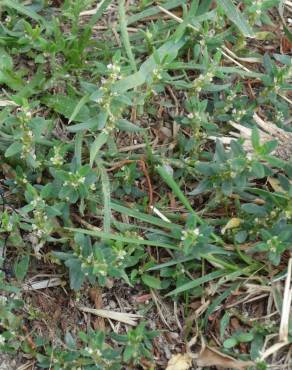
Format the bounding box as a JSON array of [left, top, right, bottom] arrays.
[[0, 0, 291, 369]]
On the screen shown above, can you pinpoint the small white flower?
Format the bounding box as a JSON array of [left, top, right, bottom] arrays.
[[6, 222, 13, 232], [25, 111, 32, 119], [117, 250, 126, 260], [194, 228, 200, 236], [181, 230, 187, 241], [86, 347, 94, 355], [187, 113, 194, 119], [90, 184, 96, 191], [146, 30, 153, 39], [77, 177, 85, 184], [0, 296, 7, 305], [36, 229, 44, 238]]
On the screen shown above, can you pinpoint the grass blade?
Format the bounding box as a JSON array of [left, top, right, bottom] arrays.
[[118, 0, 137, 72], [166, 270, 228, 296], [111, 202, 182, 231], [156, 165, 201, 222], [98, 163, 111, 233], [66, 227, 179, 250]]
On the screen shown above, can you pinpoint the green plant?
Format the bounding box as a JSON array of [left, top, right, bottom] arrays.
[[0, 0, 291, 368]]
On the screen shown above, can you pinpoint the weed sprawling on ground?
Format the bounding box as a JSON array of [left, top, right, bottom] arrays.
[[0, 0, 291, 369]]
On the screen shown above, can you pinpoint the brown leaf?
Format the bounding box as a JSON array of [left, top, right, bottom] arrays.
[[89, 287, 105, 330], [281, 36, 292, 54], [197, 346, 254, 370], [166, 353, 192, 370]]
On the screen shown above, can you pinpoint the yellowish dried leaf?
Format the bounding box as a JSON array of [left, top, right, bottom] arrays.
[[221, 218, 241, 234], [267, 177, 285, 193], [166, 353, 192, 370]]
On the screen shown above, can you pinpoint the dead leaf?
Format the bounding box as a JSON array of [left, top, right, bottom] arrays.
[[166, 353, 192, 370], [267, 177, 285, 193], [197, 346, 254, 369], [89, 287, 105, 330], [222, 218, 241, 234], [281, 36, 292, 54]]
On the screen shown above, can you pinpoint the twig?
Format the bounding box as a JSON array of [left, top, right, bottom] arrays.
[[279, 257, 292, 342], [260, 341, 289, 361], [78, 305, 142, 326], [22, 277, 63, 291], [150, 206, 171, 223]]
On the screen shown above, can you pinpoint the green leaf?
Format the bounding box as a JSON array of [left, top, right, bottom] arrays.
[[220, 0, 254, 37], [112, 71, 145, 93], [2, 0, 47, 26], [67, 119, 99, 132], [222, 180, 233, 196], [251, 127, 260, 150], [89, 132, 109, 167], [14, 255, 30, 281], [112, 38, 185, 93], [251, 162, 265, 178], [250, 333, 264, 360], [124, 345, 134, 362], [241, 203, 266, 216], [65, 258, 85, 290], [237, 332, 254, 342], [0, 48, 13, 69], [284, 25, 292, 42], [116, 119, 144, 132], [5, 142, 22, 157], [141, 274, 162, 289], [69, 95, 89, 123], [64, 332, 76, 349], [43, 95, 90, 122], [223, 337, 237, 349], [167, 269, 227, 296], [220, 312, 230, 339]]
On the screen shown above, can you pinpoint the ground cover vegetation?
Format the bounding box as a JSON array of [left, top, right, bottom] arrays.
[[0, 0, 291, 369]]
